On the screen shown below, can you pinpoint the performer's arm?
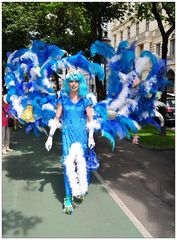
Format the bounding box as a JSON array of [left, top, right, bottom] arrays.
[[86, 105, 93, 122], [45, 103, 62, 151], [55, 103, 62, 121]]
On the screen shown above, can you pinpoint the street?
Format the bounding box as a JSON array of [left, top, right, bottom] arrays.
[[2, 128, 175, 237], [96, 135, 175, 237]]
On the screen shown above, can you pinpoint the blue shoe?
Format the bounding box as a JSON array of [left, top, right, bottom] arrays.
[[63, 197, 73, 214]]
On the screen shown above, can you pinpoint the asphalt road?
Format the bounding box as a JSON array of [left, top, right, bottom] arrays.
[[96, 135, 175, 238], [2, 128, 175, 237], [2, 129, 143, 238]]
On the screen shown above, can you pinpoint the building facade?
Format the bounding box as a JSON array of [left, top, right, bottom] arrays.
[[108, 17, 175, 93]]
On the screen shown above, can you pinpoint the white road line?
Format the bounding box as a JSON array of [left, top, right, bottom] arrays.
[[94, 171, 153, 238]]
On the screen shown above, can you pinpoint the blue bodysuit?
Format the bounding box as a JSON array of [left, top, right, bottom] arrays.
[[58, 90, 92, 197]]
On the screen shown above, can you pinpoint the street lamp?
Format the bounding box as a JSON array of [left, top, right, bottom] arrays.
[[102, 30, 111, 97]]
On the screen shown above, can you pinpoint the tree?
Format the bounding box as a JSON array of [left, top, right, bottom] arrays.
[[131, 2, 175, 135], [83, 2, 128, 101], [2, 2, 92, 91], [2, 2, 129, 101], [36, 2, 91, 54], [2, 2, 90, 62], [132, 2, 175, 59], [2, 2, 41, 61]]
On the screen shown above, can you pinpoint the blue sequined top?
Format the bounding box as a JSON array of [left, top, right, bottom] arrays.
[[57, 90, 92, 161]]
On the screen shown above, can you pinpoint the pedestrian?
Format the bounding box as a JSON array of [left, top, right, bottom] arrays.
[[45, 71, 96, 214], [2, 94, 13, 155]]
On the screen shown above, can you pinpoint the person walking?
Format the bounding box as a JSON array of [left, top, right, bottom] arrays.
[[45, 72, 95, 214], [2, 95, 13, 155]]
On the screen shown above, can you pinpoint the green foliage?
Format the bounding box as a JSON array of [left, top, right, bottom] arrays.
[[2, 2, 42, 62], [84, 2, 128, 40], [130, 2, 175, 25], [2, 2, 129, 99], [2, 2, 91, 63], [131, 125, 175, 147], [2, 2, 129, 60]]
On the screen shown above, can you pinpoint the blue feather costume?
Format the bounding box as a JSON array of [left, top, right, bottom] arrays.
[[4, 39, 169, 213]]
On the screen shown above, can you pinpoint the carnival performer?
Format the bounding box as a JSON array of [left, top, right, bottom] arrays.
[[45, 71, 96, 214], [4, 38, 169, 215]]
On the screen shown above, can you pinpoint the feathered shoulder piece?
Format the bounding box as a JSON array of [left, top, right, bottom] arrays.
[[86, 92, 97, 106]]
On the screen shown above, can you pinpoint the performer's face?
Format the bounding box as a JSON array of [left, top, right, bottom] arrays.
[[69, 80, 79, 92]]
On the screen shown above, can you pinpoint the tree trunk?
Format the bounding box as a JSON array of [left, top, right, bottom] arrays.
[[151, 2, 175, 136], [162, 36, 168, 60], [94, 55, 105, 101], [90, 16, 105, 101], [95, 76, 105, 101], [159, 37, 168, 135]]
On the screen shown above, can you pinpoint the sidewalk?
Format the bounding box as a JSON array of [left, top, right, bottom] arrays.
[[2, 129, 143, 238]]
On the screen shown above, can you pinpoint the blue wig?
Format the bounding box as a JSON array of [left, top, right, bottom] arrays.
[[63, 72, 88, 98]]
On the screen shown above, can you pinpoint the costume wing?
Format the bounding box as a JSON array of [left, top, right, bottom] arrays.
[[89, 40, 170, 149], [4, 40, 105, 136]]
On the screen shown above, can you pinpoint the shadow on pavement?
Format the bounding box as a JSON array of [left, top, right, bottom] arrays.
[[2, 210, 42, 236], [3, 129, 174, 237], [3, 129, 65, 204], [95, 135, 175, 237]]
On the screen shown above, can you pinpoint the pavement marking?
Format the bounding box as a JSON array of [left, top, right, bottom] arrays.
[[94, 171, 153, 238]]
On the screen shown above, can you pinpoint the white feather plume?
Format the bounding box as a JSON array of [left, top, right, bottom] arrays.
[[86, 120, 101, 130], [42, 103, 55, 111], [7, 81, 15, 87], [10, 95, 24, 117], [7, 50, 18, 64], [154, 100, 167, 108], [142, 111, 149, 119], [133, 120, 141, 130], [64, 142, 88, 196], [86, 92, 97, 105], [48, 119, 62, 129], [135, 57, 149, 75], [109, 82, 129, 111], [42, 78, 51, 88], [20, 51, 39, 67], [118, 71, 127, 83], [109, 54, 121, 63], [154, 110, 164, 126]]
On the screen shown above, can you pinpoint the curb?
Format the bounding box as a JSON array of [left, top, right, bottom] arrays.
[[135, 143, 175, 151], [127, 139, 175, 151]]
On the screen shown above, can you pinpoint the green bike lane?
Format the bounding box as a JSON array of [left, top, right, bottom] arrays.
[[2, 129, 143, 238]]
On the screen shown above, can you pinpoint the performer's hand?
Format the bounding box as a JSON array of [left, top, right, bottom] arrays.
[[45, 136, 53, 151], [88, 137, 95, 148]]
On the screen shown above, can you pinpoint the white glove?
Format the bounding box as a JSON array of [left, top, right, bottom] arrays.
[[45, 136, 53, 151], [88, 137, 95, 148]]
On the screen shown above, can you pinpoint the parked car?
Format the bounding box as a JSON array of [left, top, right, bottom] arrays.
[[154, 93, 175, 127], [166, 93, 175, 127]]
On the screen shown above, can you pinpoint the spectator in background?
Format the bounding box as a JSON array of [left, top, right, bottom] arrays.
[[2, 95, 13, 155]]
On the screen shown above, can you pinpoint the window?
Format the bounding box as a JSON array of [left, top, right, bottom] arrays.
[[146, 21, 149, 31], [127, 26, 131, 39], [113, 34, 117, 48], [136, 22, 139, 35], [170, 39, 175, 56], [120, 31, 123, 41], [156, 43, 161, 56]]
